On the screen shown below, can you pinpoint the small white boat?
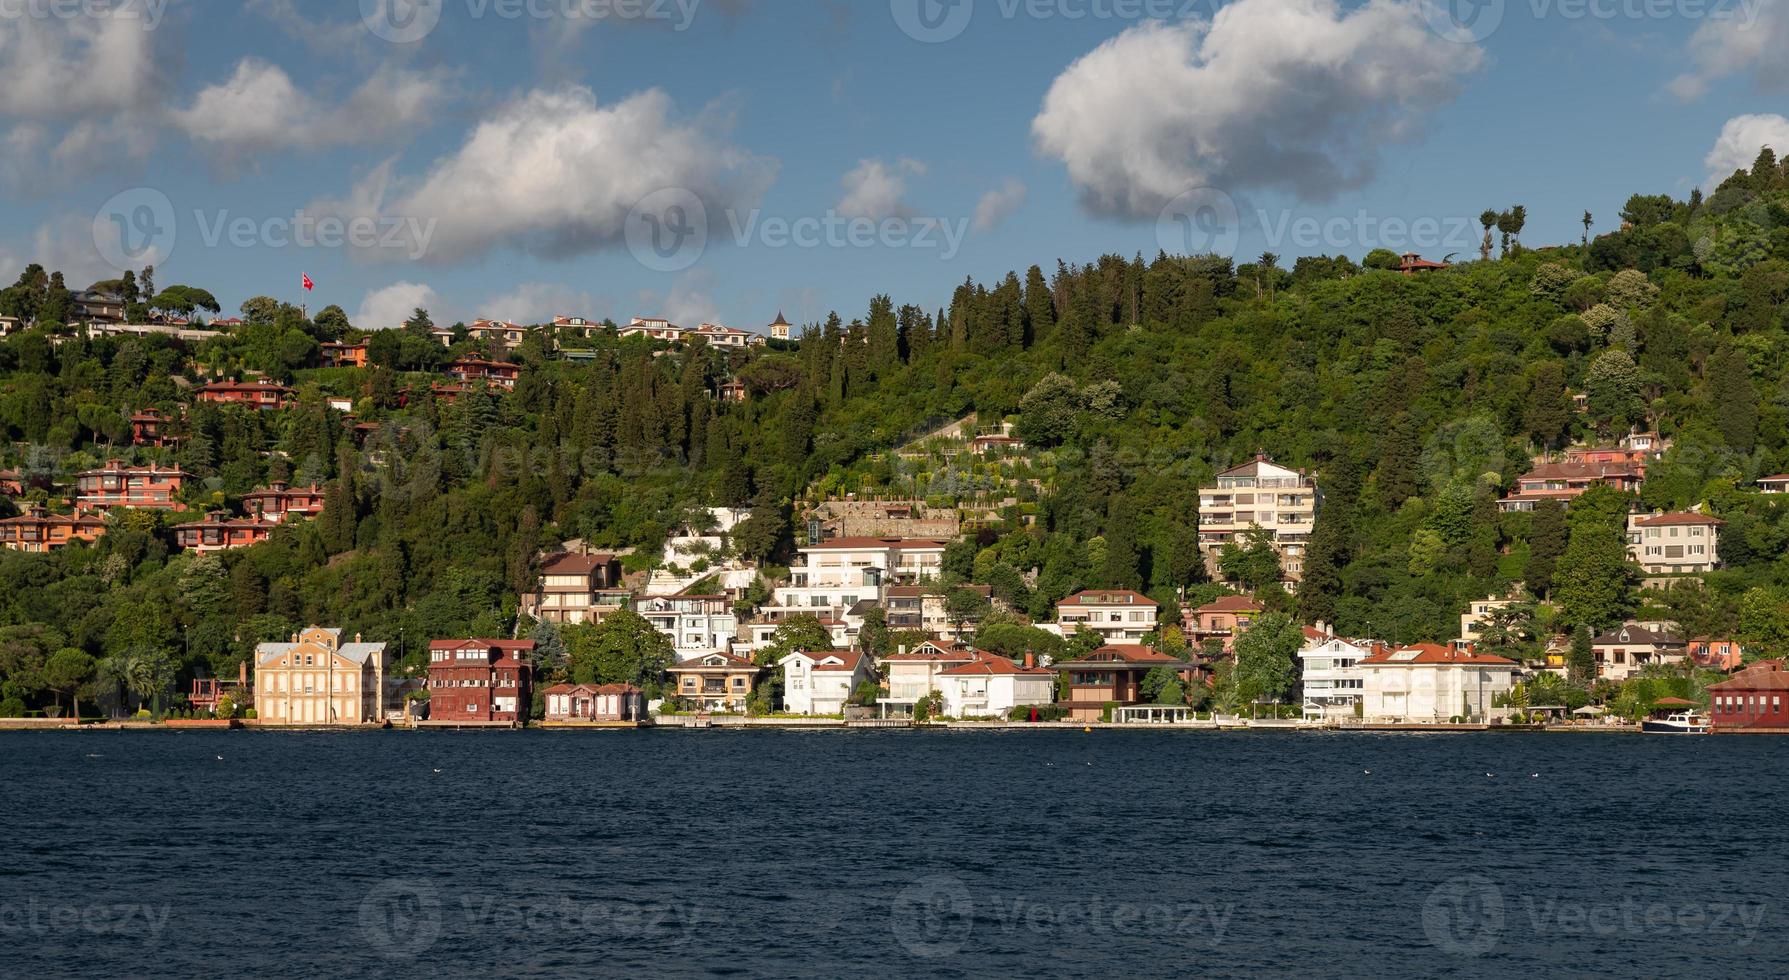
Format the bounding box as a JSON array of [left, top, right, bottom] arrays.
[[1641, 711, 1709, 735]]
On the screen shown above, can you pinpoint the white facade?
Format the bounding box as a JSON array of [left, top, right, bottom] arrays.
[[635, 595, 740, 661], [1299, 636, 1373, 720], [1056, 591, 1159, 644], [1197, 455, 1321, 582], [772, 538, 945, 615], [779, 651, 874, 715], [935, 657, 1056, 719], [1627, 513, 1722, 576], [1357, 646, 1519, 723]]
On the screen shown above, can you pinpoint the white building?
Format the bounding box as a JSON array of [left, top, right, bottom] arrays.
[[779, 650, 875, 715], [880, 640, 977, 717], [634, 594, 740, 662], [687, 323, 766, 349], [1627, 512, 1723, 576], [619, 317, 684, 342], [771, 537, 946, 616], [1055, 590, 1159, 644], [1298, 633, 1374, 721], [1356, 644, 1520, 723], [769, 311, 792, 341], [934, 651, 1056, 719], [1197, 455, 1321, 583]]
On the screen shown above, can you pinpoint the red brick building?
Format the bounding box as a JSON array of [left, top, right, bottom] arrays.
[[1709, 662, 1789, 732], [1052, 644, 1205, 722], [196, 381, 294, 410], [243, 482, 327, 523], [75, 460, 190, 513], [426, 639, 536, 725]]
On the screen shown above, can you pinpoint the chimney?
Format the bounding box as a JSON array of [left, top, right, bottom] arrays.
[[1024, 651, 1036, 670], [238, 660, 248, 687]]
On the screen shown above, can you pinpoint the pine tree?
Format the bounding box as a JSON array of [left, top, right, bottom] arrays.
[[1524, 500, 1567, 599], [1524, 360, 1572, 449], [866, 294, 899, 373], [1375, 413, 1422, 508], [1709, 344, 1758, 452], [1023, 265, 1054, 345]]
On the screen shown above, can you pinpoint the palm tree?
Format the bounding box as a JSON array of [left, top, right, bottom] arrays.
[[1581, 210, 1593, 248], [1479, 209, 1498, 261]]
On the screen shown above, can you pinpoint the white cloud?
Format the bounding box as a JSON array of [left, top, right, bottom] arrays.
[[973, 178, 1028, 232], [1031, 0, 1480, 217], [323, 86, 777, 263], [635, 269, 722, 327], [479, 282, 612, 326], [0, 13, 164, 184], [356, 281, 442, 330], [1668, 4, 1787, 101], [173, 60, 451, 157], [1703, 114, 1789, 190], [838, 158, 925, 220]]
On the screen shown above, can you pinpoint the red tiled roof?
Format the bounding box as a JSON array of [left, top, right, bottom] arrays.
[[805, 651, 866, 672], [1710, 664, 1789, 692], [1059, 644, 1185, 667], [1357, 643, 1520, 668], [670, 652, 760, 671], [937, 652, 1053, 677], [881, 642, 977, 663]]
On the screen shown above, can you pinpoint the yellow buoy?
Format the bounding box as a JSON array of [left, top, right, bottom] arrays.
[[1083, 726, 1092, 733]]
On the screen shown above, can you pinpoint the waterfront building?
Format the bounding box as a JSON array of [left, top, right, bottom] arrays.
[[1709, 662, 1789, 731], [426, 639, 535, 725], [1184, 595, 1261, 653], [1590, 623, 1686, 683], [779, 650, 875, 715], [1355, 644, 1519, 723], [635, 594, 739, 661], [543, 683, 646, 723], [667, 651, 762, 711], [1299, 633, 1375, 721], [1052, 644, 1200, 723], [934, 651, 1055, 719], [253, 628, 392, 725], [1056, 590, 1159, 645]]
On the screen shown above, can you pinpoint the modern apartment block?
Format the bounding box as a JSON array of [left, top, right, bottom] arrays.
[[1197, 455, 1320, 583], [1627, 512, 1723, 577], [1055, 590, 1160, 644]]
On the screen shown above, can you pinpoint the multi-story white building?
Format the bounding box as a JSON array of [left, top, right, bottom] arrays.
[[1627, 512, 1723, 576], [619, 317, 684, 342], [634, 594, 739, 661], [770, 537, 946, 615], [880, 640, 977, 716], [1298, 633, 1374, 721], [1055, 590, 1159, 644], [768, 311, 792, 341], [1197, 455, 1321, 583], [1355, 644, 1520, 723], [779, 650, 875, 715]]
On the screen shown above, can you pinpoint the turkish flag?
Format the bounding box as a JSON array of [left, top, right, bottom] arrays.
[[302, 273, 315, 292]]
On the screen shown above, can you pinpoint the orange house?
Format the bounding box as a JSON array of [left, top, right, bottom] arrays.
[[320, 342, 369, 368], [243, 483, 327, 523], [173, 513, 273, 553], [196, 381, 294, 410], [0, 508, 107, 552], [75, 460, 190, 513], [1184, 595, 1264, 653]]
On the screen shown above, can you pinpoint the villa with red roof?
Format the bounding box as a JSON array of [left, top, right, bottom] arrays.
[[1056, 590, 1160, 644], [196, 380, 293, 410], [881, 640, 980, 717], [243, 482, 326, 523], [0, 507, 107, 553], [1184, 595, 1263, 652], [935, 650, 1056, 719], [75, 460, 190, 513], [778, 650, 875, 715], [543, 683, 646, 724], [1355, 644, 1520, 723], [172, 513, 274, 553], [1758, 475, 1789, 495], [1498, 459, 1643, 512]]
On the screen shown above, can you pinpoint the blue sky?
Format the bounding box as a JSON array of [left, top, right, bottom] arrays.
[[2, 0, 1787, 332]]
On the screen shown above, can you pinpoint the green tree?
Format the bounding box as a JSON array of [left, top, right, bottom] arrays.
[[1231, 612, 1301, 716], [1585, 349, 1644, 435], [1552, 488, 1636, 630], [41, 648, 95, 719], [565, 611, 675, 693]]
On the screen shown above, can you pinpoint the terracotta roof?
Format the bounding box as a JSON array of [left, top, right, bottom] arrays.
[[1759, 475, 1789, 484], [1520, 460, 1643, 482], [540, 552, 617, 574], [1710, 664, 1789, 692], [1357, 643, 1520, 668], [1057, 645, 1186, 667], [1634, 512, 1725, 527], [805, 651, 866, 672], [1059, 590, 1158, 608], [670, 652, 760, 671], [881, 642, 977, 663], [937, 652, 1053, 677]]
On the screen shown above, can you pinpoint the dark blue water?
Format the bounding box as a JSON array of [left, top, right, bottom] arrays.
[[1, 730, 1783, 978]]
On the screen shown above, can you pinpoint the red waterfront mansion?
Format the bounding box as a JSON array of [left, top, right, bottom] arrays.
[[426, 639, 536, 725]]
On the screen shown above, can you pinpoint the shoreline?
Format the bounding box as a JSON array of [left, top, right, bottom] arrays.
[[0, 718, 1687, 734]]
